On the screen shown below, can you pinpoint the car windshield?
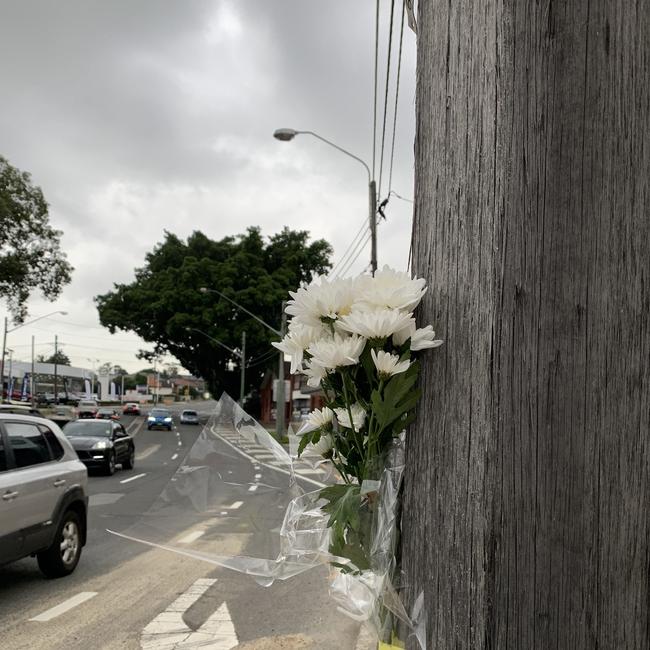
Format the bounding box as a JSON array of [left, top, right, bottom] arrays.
[[151, 409, 170, 417], [64, 421, 112, 437], [183, 411, 197, 416], [79, 401, 97, 407]]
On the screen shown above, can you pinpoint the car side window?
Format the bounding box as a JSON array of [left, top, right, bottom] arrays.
[[39, 425, 65, 461], [5, 422, 52, 468], [0, 433, 6, 472]]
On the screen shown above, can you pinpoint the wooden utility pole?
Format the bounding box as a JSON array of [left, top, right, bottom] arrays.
[[402, 2, 649, 648]]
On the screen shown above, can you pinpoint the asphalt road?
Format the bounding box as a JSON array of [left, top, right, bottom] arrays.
[[0, 401, 363, 650]]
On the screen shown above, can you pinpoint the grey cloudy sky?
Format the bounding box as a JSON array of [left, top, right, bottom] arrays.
[[0, 0, 416, 373]]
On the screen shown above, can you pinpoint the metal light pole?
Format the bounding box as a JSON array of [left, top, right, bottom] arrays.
[[0, 310, 67, 403], [31, 335, 35, 408], [198, 287, 286, 436], [53, 335, 58, 404], [273, 128, 378, 275]]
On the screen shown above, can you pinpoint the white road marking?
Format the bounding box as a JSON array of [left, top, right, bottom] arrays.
[[248, 484, 258, 492], [120, 472, 147, 484], [171, 453, 178, 460], [136, 444, 161, 460], [220, 511, 228, 515], [177, 441, 182, 447], [140, 578, 238, 649], [178, 530, 204, 544], [227, 501, 243, 509], [89, 493, 123, 507], [29, 592, 98, 622], [210, 425, 326, 488], [254, 473, 262, 479]]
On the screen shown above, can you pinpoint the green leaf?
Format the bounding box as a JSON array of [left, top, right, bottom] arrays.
[[297, 431, 314, 457]]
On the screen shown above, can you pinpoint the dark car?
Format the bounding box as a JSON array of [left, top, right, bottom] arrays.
[[179, 409, 199, 425], [63, 420, 135, 475], [147, 408, 173, 431], [95, 407, 119, 420]]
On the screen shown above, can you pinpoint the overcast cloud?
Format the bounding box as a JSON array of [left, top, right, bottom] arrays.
[[0, 0, 416, 372]]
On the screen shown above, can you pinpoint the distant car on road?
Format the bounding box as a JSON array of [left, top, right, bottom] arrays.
[[63, 419, 135, 475], [95, 407, 119, 420], [0, 413, 89, 577], [179, 409, 199, 425], [77, 400, 99, 419], [122, 402, 141, 416], [147, 408, 173, 431]]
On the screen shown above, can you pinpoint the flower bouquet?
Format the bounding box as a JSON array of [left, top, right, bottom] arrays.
[[274, 266, 441, 646]]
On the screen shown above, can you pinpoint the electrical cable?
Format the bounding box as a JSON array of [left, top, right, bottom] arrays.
[[372, 0, 380, 180], [389, 189, 413, 203], [329, 218, 371, 277], [387, 0, 406, 196], [377, 0, 396, 201], [336, 230, 372, 278], [335, 229, 372, 278]]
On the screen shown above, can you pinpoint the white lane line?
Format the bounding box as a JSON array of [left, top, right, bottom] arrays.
[[227, 501, 243, 509], [29, 592, 98, 622], [136, 444, 161, 460], [140, 578, 238, 649], [120, 473, 147, 484], [248, 484, 258, 492], [254, 473, 262, 479], [177, 441, 182, 447], [171, 453, 178, 460], [178, 530, 204, 544]]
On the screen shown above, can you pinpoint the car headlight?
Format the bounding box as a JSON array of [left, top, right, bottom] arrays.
[[148, 416, 155, 421], [92, 441, 110, 449], [164, 417, 172, 422]]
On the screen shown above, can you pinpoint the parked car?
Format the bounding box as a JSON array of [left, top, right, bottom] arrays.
[[63, 420, 135, 475], [77, 400, 99, 419], [49, 404, 78, 427], [122, 402, 140, 416], [147, 408, 173, 431], [0, 414, 88, 577], [0, 404, 44, 417], [179, 409, 199, 425], [95, 407, 119, 420]]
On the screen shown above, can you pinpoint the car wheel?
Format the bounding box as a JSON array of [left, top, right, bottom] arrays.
[[147, 425, 152, 430], [104, 451, 116, 476], [122, 446, 135, 470], [37, 510, 83, 578]]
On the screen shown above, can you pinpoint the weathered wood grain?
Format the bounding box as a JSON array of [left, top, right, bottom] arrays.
[[403, 1, 650, 648]]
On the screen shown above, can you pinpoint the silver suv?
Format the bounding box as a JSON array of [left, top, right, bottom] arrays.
[[0, 414, 88, 578]]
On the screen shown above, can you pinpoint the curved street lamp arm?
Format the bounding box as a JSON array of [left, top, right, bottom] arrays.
[[186, 327, 241, 358], [200, 288, 282, 337], [297, 130, 371, 183]]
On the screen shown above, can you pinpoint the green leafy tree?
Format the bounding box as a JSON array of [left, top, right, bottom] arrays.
[[95, 227, 331, 396], [0, 156, 73, 322], [36, 349, 71, 365]]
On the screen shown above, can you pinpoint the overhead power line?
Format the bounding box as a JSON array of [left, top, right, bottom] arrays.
[[377, 0, 396, 202], [329, 217, 371, 277], [387, 0, 406, 196]]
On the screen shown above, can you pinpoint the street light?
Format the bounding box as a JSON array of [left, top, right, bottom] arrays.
[[273, 127, 378, 275], [199, 287, 287, 437], [186, 327, 246, 405], [1, 310, 68, 403]]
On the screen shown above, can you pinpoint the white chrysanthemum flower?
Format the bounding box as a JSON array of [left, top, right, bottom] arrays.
[[285, 276, 358, 327], [334, 403, 367, 431], [297, 406, 334, 435], [303, 361, 328, 389], [337, 308, 414, 340], [310, 433, 334, 456], [272, 323, 328, 373], [307, 334, 366, 371], [410, 325, 444, 351], [392, 318, 416, 346], [393, 321, 443, 351], [371, 349, 411, 379], [354, 266, 427, 311]]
